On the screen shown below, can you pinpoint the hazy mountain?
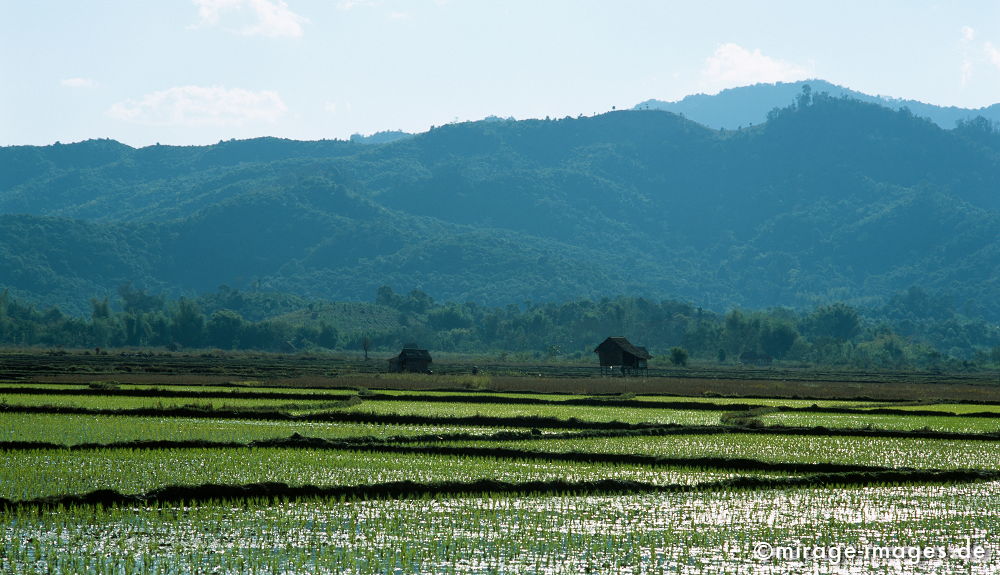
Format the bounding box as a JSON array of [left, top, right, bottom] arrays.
[[634, 79, 1000, 130], [349, 130, 413, 145], [2, 93, 999, 320]]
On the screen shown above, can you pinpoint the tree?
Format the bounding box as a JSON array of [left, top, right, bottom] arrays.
[[89, 297, 122, 347], [403, 289, 434, 314], [805, 303, 861, 342], [669, 347, 689, 366], [172, 298, 205, 348], [123, 312, 152, 346], [759, 322, 798, 359], [316, 322, 339, 349], [240, 320, 291, 351], [427, 305, 473, 330], [724, 310, 760, 355], [207, 309, 244, 349], [90, 297, 111, 320], [955, 115, 999, 144], [375, 285, 403, 308], [682, 318, 722, 357], [118, 283, 163, 314], [796, 84, 812, 109]]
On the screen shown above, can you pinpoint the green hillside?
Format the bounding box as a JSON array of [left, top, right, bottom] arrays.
[[2, 92, 999, 321]]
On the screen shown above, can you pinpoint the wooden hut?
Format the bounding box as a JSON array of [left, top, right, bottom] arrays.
[[388, 348, 433, 373], [594, 337, 652, 376]]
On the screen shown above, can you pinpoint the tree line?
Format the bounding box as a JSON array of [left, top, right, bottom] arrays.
[[0, 285, 998, 371]]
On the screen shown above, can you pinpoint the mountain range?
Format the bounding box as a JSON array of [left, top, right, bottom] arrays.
[[1, 83, 999, 321], [635, 79, 1000, 130]]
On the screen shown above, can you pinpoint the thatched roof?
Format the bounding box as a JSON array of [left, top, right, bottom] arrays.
[[392, 348, 432, 362], [594, 337, 652, 359]]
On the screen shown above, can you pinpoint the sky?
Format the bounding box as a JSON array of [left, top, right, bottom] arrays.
[[3, 0, 1000, 148]]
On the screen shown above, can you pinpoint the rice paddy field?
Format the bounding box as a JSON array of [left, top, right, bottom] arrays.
[[1, 355, 999, 574]]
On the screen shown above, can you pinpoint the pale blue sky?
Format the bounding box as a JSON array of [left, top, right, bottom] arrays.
[[3, 1, 1000, 147]]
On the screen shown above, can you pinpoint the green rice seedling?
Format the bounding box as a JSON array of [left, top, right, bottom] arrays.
[[339, 400, 724, 426], [861, 403, 1000, 415], [0, 412, 506, 445], [1, 481, 996, 574], [0, 447, 768, 500], [436, 433, 1000, 471], [631, 396, 885, 408], [760, 411, 1000, 434], [0, 393, 326, 411]]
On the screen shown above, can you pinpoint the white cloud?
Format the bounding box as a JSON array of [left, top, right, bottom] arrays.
[[961, 59, 974, 86], [108, 85, 288, 127], [699, 43, 811, 93], [985, 41, 1000, 71], [193, 0, 242, 26], [245, 0, 307, 37], [959, 26, 977, 87], [192, 0, 306, 37], [336, 1, 408, 20], [336, 0, 381, 10], [60, 77, 97, 89]]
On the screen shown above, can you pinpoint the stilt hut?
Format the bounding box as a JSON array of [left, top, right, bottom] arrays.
[[594, 337, 651, 376], [388, 348, 433, 373]]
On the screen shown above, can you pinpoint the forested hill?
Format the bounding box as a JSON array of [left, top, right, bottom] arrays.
[[635, 79, 1000, 130], [2, 92, 1000, 320]]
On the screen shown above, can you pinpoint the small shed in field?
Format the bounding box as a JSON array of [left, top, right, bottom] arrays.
[[388, 348, 433, 373], [594, 337, 652, 376]]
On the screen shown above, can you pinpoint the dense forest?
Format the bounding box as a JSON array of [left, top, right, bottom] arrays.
[[0, 86, 1000, 346], [1, 284, 997, 370]]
